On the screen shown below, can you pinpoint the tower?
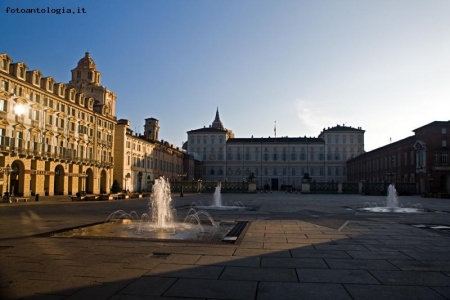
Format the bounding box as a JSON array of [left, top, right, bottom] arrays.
[[211, 107, 224, 130], [67, 52, 116, 118], [144, 118, 159, 141], [69, 52, 101, 86]]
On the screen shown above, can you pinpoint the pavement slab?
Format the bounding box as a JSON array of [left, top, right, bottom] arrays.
[[370, 270, 450, 286], [195, 255, 261, 267], [118, 276, 177, 297], [297, 269, 380, 284], [261, 257, 328, 269], [145, 263, 224, 279], [163, 278, 257, 299], [344, 284, 447, 300], [257, 282, 353, 300], [220, 265, 298, 282]]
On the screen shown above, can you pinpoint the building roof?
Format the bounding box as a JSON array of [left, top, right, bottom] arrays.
[[187, 127, 228, 134], [320, 124, 365, 134], [227, 137, 324, 144], [347, 135, 415, 162], [413, 120, 450, 132], [76, 52, 96, 70]]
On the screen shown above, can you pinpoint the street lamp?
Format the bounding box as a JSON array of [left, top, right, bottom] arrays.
[[177, 173, 187, 197]]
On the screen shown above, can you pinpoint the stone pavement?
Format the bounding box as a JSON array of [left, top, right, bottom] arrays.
[[1, 192, 450, 299]]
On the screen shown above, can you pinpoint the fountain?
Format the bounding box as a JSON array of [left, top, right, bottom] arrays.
[[194, 182, 247, 211], [47, 177, 247, 243], [387, 184, 399, 208], [359, 184, 424, 213]]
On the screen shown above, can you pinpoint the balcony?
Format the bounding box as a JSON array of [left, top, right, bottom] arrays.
[[45, 124, 53, 131], [15, 115, 24, 123], [31, 120, 40, 128]]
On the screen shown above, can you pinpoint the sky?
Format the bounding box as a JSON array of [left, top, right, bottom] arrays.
[[1, 0, 449, 151]]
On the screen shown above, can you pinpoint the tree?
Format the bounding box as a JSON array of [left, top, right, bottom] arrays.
[[111, 179, 122, 193]]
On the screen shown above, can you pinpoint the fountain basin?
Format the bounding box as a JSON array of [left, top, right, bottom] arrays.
[[359, 207, 425, 213], [42, 220, 248, 244]]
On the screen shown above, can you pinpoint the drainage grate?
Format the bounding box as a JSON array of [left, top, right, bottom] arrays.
[[222, 221, 248, 243], [152, 252, 171, 258]]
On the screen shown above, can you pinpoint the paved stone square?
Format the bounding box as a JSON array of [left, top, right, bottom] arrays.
[[1, 192, 450, 299]]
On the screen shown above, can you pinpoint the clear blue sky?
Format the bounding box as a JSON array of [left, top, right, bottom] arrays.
[[1, 0, 449, 151]]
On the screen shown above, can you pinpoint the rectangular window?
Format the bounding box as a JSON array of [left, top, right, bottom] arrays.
[[32, 110, 39, 120], [0, 128, 6, 146], [1, 80, 8, 92], [0, 99, 6, 112], [442, 153, 449, 163]]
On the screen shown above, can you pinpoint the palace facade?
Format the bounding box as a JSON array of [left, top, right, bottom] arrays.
[[114, 118, 185, 192], [186, 109, 365, 189], [0, 52, 115, 196], [347, 121, 450, 194]]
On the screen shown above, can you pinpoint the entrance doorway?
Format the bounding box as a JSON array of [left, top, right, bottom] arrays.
[[271, 178, 279, 191]]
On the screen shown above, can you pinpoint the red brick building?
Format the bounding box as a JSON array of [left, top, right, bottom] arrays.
[[347, 121, 450, 194]]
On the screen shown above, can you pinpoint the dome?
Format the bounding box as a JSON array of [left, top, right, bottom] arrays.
[[76, 52, 96, 69]]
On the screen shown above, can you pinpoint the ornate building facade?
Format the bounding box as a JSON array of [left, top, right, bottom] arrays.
[[347, 121, 450, 194], [186, 109, 365, 189], [0, 52, 115, 196], [114, 118, 184, 192]]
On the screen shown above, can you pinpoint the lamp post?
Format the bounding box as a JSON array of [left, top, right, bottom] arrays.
[[177, 173, 187, 197]]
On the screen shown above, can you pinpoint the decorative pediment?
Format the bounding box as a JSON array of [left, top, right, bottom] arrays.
[[43, 130, 54, 137], [45, 107, 55, 114], [29, 127, 41, 135], [13, 123, 26, 131], [31, 103, 43, 110], [68, 136, 76, 143], [13, 96, 28, 104], [0, 90, 12, 98], [57, 112, 67, 118], [0, 119, 10, 128], [56, 134, 66, 141], [79, 119, 87, 126], [414, 140, 426, 150]]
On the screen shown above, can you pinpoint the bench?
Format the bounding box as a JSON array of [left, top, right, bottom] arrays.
[[13, 197, 29, 202], [111, 194, 120, 200], [71, 196, 86, 201], [85, 195, 99, 201]]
